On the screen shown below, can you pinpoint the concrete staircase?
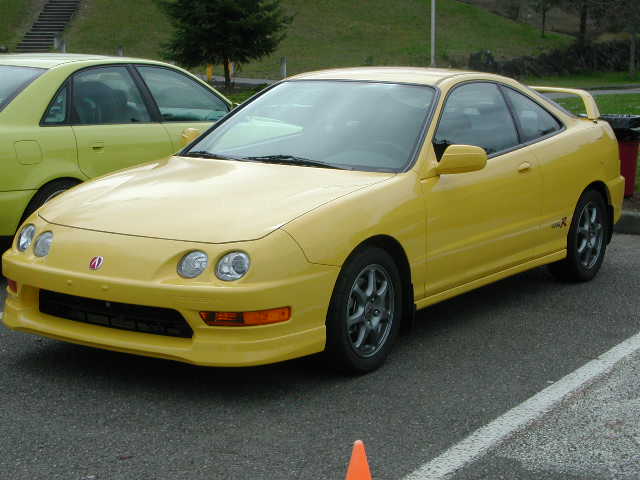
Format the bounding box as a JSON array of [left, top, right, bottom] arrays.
[[15, 0, 82, 53]]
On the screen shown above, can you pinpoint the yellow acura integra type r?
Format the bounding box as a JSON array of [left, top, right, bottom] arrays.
[[2, 68, 625, 373]]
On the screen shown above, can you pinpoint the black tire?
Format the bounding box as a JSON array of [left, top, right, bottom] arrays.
[[20, 179, 79, 224], [548, 189, 609, 282], [324, 247, 402, 374]]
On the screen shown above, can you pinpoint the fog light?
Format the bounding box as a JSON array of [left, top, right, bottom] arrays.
[[200, 307, 291, 326]]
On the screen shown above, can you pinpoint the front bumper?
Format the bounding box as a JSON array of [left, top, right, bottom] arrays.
[[2, 221, 339, 366]]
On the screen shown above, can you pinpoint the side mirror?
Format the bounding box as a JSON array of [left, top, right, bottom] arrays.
[[436, 145, 487, 175], [180, 127, 202, 147]]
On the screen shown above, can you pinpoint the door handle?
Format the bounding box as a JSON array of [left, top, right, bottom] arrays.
[[518, 161, 531, 173], [91, 141, 105, 151]]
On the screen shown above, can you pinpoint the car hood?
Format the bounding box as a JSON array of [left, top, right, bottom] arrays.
[[39, 156, 394, 243]]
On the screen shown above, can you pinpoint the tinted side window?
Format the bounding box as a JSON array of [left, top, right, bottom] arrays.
[[137, 66, 229, 122], [42, 86, 68, 124], [504, 88, 562, 142], [72, 66, 151, 125], [434, 83, 519, 159]]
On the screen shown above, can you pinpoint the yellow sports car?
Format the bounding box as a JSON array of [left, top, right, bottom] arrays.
[[2, 67, 625, 373], [0, 53, 231, 242]]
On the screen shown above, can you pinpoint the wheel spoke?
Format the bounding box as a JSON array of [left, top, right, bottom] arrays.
[[375, 279, 388, 298], [365, 269, 376, 297], [353, 324, 369, 349], [582, 246, 593, 267], [577, 238, 588, 254], [347, 306, 365, 328], [352, 285, 368, 304]]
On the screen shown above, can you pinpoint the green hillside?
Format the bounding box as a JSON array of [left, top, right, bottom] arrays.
[[0, 0, 41, 48], [65, 0, 572, 78]]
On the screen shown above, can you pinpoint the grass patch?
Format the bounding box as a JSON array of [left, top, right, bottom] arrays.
[[64, 0, 172, 59], [217, 85, 269, 104], [0, 0, 43, 49], [524, 71, 640, 89], [63, 0, 572, 79], [555, 94, 640, 116]]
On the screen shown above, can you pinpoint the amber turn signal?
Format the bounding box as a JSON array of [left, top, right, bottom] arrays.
[[200, 307, 291, 326], [7, 279, 18, 293]]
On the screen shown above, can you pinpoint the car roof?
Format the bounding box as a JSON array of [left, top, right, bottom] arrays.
[[0, 53, 169, 69], [289, 66, 506, 86]]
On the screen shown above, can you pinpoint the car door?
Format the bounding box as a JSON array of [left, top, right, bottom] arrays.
[[423, 82, 543, 296], [135, 65, 231, 151], [500, 86, 567, 256], [70, 65, 174, 178]]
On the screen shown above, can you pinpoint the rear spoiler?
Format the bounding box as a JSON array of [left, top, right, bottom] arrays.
[[530, 86, 600, 121]]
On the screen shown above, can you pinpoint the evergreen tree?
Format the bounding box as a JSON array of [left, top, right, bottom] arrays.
[[160, 0, 292, 87]]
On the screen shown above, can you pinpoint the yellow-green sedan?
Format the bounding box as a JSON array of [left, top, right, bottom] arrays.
[[2, 67, 625, 373], [0, 53, 232, 241]]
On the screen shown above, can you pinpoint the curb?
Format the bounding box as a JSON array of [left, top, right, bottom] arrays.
[[614, 209, 640, 235]]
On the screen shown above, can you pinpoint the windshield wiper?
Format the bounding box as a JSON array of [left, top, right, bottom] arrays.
[[182, 151, 245, 161], [243, 155, 348, 170]]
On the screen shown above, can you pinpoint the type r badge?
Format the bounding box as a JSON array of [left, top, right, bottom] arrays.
[[89, 256, 104, 270]]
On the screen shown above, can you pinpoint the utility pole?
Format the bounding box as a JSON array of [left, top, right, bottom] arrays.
[[430, 0, 436, 66]]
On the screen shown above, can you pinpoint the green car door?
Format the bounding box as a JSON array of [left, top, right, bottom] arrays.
[[69, 65, 173, 178]]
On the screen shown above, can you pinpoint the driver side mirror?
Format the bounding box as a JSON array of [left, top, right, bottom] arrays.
[[436, 145, 487, 175]]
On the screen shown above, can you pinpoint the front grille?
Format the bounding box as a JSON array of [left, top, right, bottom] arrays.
[[39, 290, 193, 338]]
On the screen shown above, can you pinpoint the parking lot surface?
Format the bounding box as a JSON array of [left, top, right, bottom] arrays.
[[1, 234, 639, 479]]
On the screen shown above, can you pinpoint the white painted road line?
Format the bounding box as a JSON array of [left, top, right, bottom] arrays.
[[404, 331, 640, 480]]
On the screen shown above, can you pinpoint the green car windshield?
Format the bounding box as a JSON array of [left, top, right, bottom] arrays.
[[187, 80, 436, 172], [0, 66, 45, 112]]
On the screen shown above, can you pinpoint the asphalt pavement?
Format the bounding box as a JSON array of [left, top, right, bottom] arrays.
[[0, 234, 639, 479]]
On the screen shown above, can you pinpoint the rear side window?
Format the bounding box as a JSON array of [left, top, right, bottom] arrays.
[[504, 88, 562, 142], [42, 86, 68, 124], [0, 66, 45, 111], [137, 66, 229, 122], [72, 66, 151, 124]]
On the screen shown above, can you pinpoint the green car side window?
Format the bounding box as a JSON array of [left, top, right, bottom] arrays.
[[137, 66, 230, 122], [72, 66, 152, 125], [42, 87, 68, 124]]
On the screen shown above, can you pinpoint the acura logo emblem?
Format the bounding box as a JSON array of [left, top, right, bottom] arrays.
[[89, 256, 104, 270]]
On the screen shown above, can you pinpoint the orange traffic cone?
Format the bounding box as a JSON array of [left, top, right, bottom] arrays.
[[345, 440, 372, 480]]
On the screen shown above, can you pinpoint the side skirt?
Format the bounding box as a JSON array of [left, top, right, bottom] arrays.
[[415, 250, 566, 311]]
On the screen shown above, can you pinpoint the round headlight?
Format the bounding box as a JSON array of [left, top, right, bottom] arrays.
[[34, 231, 53, 257], [17, 224, 36, 252], [216, 252, 250, 281], [178, 251, 209, 279]]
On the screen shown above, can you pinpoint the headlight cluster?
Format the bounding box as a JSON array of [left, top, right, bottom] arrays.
[[177, 250, 250, 281], [16, 224, 53, 257]]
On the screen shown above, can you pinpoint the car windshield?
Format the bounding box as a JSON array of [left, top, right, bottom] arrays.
[[187, 80, 436, 172], [0, 66, 46, 111]]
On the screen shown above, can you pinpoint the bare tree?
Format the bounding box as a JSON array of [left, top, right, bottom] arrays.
[[588, 0, 640, 77]]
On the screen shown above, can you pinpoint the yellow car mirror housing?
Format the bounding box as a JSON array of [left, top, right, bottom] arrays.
[[436, 144, 488, 175]]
